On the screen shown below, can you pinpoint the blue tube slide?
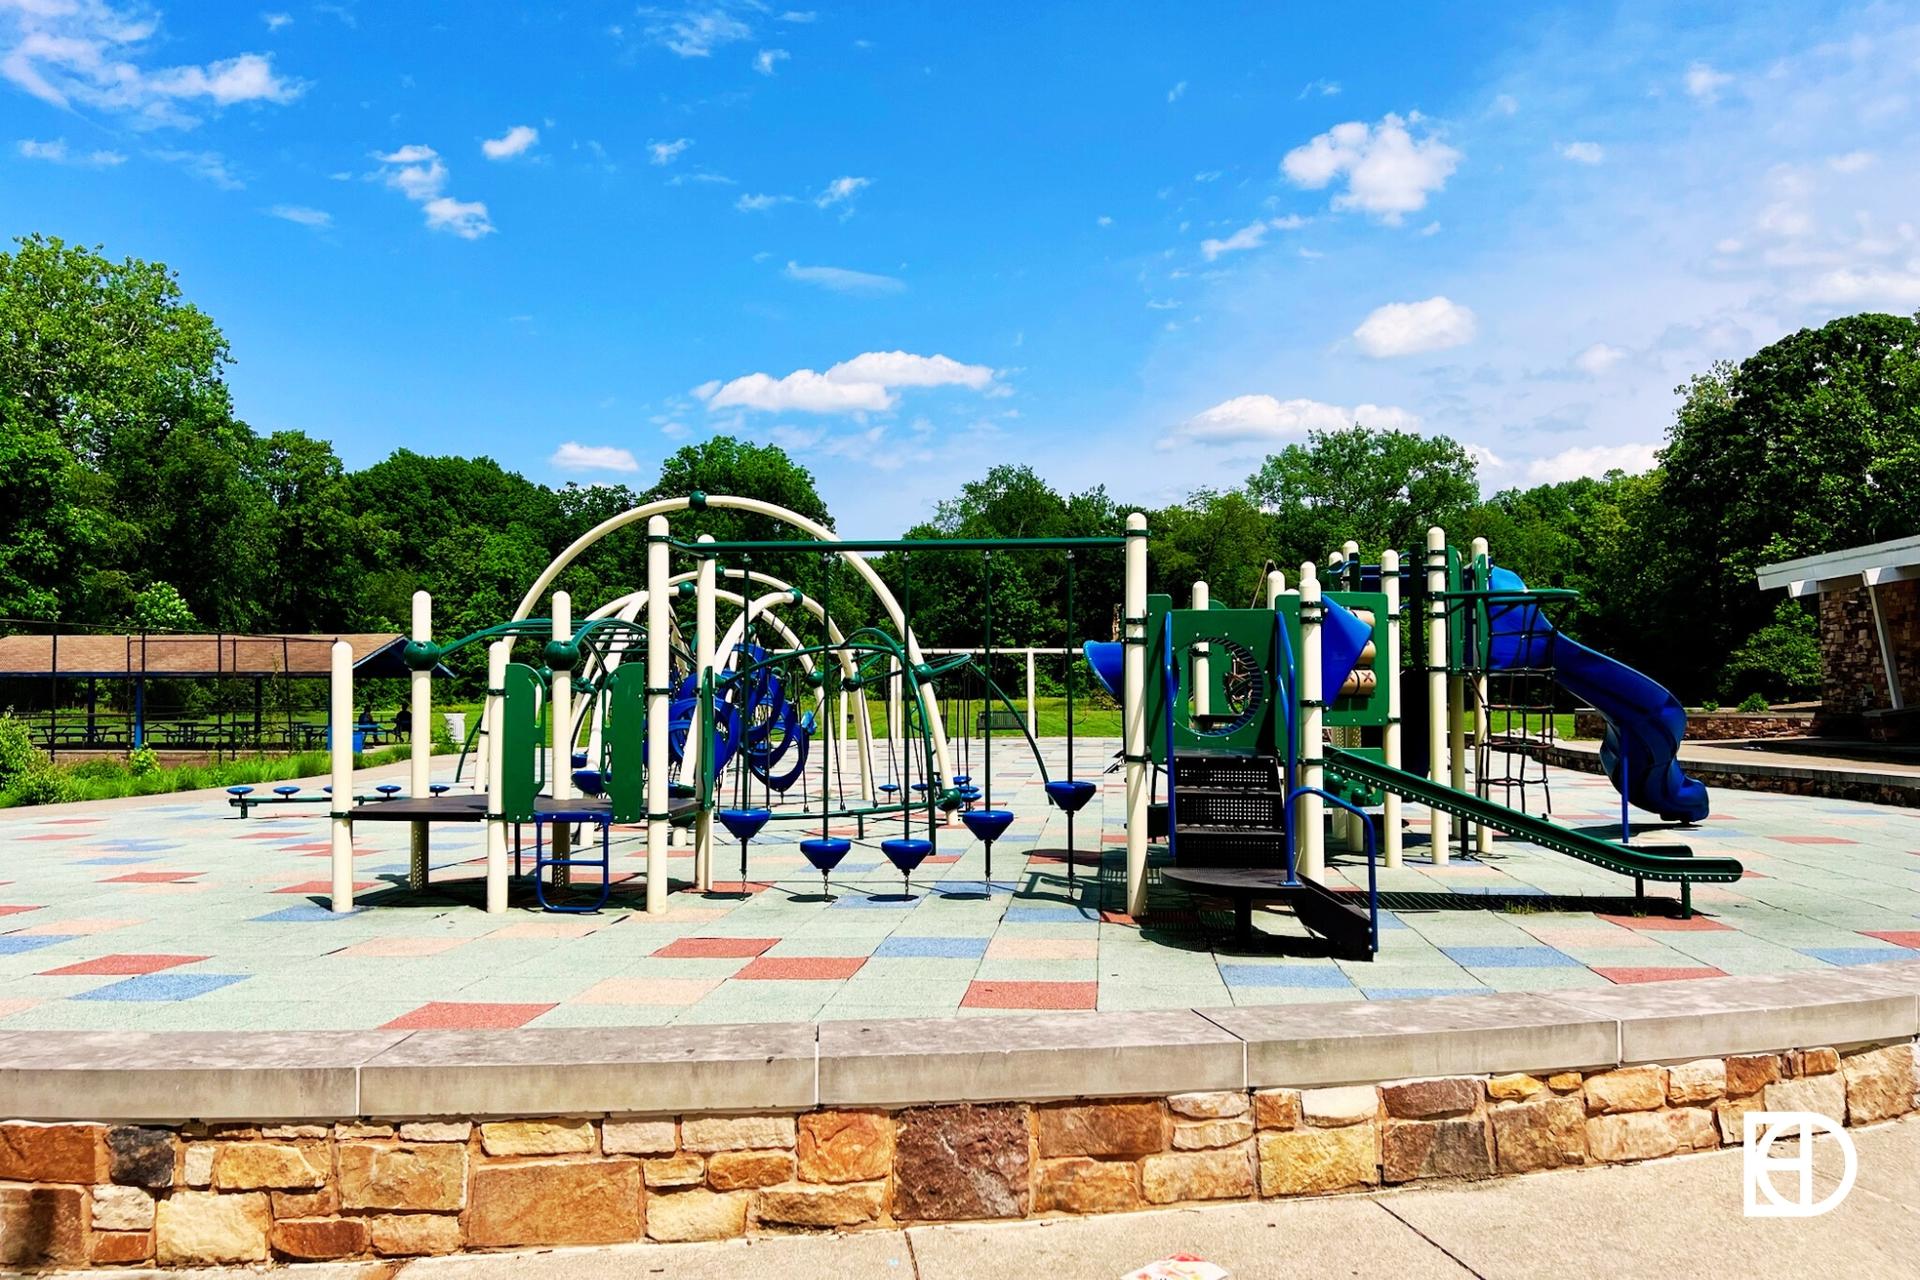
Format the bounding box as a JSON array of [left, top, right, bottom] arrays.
[[1083, 599, 1368, 707], [1483, 566, 1708, 822]]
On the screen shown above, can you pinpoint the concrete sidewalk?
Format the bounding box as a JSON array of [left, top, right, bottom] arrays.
[[85, 1117, 1920, 1280]]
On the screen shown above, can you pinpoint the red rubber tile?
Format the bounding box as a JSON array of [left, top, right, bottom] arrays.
[[0, 905, 43, 917], [962, 980, 1098, 1010], [653, 936, 778, 959], [99, 871, 201, 884], [1861, 930, 1920, 949], [734, 956, 868, 980], [18, 833, 87, 842], [40, 954, 208, 976], [382, 1001, 555, 1030], [705, 881, 775, 895], [273, 880, 377, 894], [1595, 913, 1732, 932], [1594, 966, 1728, 984], [1769, 835, 1856, 845]]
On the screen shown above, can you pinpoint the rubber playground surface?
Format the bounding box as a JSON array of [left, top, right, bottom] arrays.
[[2, 739, 1918, 1032]]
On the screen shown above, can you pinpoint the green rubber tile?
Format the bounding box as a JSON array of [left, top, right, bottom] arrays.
[[528, 1003, 681, 1028]]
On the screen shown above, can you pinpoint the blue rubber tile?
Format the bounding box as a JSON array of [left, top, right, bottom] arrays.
[[1003, 906, 1097, 924], [1219, 964, 1353, 989], [1802, 947, 1920, 967], [1441, 945, 1583, 968], [248, 905, 366, 923], [74, 856, 157, 866], [874, 936, 990, 959], [829, 895, 919, 910], [0, 935, 76, 955], [934, 880, 1018, 897], [74, 973, 248, 1001]]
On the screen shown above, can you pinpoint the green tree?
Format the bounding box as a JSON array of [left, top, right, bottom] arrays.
[[1718, 598, 1821, 703], [643, 436, 833, 544], [128, 581, 196, 631], [1150, 488, 1277, 606], [1246, 425, 1479, 563]]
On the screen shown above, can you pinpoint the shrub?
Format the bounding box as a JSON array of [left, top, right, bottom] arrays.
[[1699, 700, 1720, 712], [0, 717, 49, 789], [5, 767, 75, 807], [126, 744, 161, 776], [1738, 691, 1770, 713], [1719, 600, 1820, 704]]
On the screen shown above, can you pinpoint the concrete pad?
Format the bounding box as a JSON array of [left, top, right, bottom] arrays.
[[1558, 968, 1918, 1062], [1381, 1138, 1920, 1279], [907, 1198, 1467, 1279], [1201, 992, 1617, 1088], [817, 1008, 1244, 1106], [399, 1232, 913, 1278], [358, 1022, 817, 1117]]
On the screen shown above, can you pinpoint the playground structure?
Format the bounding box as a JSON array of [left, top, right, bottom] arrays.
[[313, 497, 1739, 957]]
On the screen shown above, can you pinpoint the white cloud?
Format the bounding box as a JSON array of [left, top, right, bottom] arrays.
[[1161, 395, 1419, 449], [1, 4, 307, 129], [649, 137, 692, 165], [753, 48, 788, 74], [1297, 78, 1341, 98], [1572, 342, 1627, 376], [551, 442, 640, 473], [1281, 112, 1460, 223], [1490, 93, 1518, 116], [373, 144, 495, 239], [814, 174, 869, 209], [1352, 296, 1477, 357], [645, 4, 754, 57], [1097, 214, 1113, 227], [1167, 80, 1186, 103], [1200, 216, 1303, 261], [1523, 442, 1659, 485], [781, 11, 816, 22], [1829, 150, 1876, 173], [268, 203, 330, 228], [735, 191, 791, 211], [783, 261, 906, 294], [481, 124, 538, 160], [262, 13, 292, 31], [697, 351, 998, 415], [1805, 267, 1920, 306], [151, 148, 242, 189], [1560, 141, 1604, 165], [1684, 61, 1732, 103], [16, 137, 123, 166]]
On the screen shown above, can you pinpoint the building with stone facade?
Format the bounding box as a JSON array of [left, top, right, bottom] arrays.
[[1758, 534, 1920, 740]]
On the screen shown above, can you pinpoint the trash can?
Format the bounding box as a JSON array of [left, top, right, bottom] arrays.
[[444, 712, 467, 742], [352, 730, 366, 755]]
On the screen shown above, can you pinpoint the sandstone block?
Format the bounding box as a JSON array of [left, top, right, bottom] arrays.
[[1764, 1072, 1847, 1124], [1382, 1118, 1493, 1183], [1793, 1047, 1840, 1076], [331, 1123, 393, 1141], [708, 1149, 794, 1190], [798, 1109, 893, 1183], [397, 1122, 472, 1144], [1666, 1059, 1726, 1105], [681, 1114, 796, 1153], [1256, 1125, 1377, 1197], [752, 1181, 886, 1228], [338, 1143, 467, 1212], [647, 1188, 749, 1241], [155, 1190, 271, 1265], [1253, 1089, 1302, 1131], [466, 1159, 642, 1247], [1141, 1147, 1256, 1204], [1034, 1099, 1167, 1158], [262, 1125, 329, 1140], [0, 1184, 87, 1267], [1667, 1107, 1719, 1152], [0, 1123, 104, 1184], [1546, 1072, 1583, 1093], [1382, 1077, 1483, 1120], [1842, 1044, 1914, 1124], [1725, 1054, 1782, 1097], [183, 1144, 215, 1188], [89, 1230, 151, 1266], [92, 1184, 155, 1231], [1488, 1074, 1544, 1102], [1586, 1112, 1678, 1163], [602, 1119, 676, 1156], [271, 1216, 368, 1261], [1172, 1117, 1255, 1150], [1584, 1067, 1667, 1115], [1300, 1086, 1377, 1128], [479, 1118, 595, 1157], [367, 1213, 463, 1257], [1715, 1095, 1761, 1145], [212, 1142, 327, 1190], [1035, 1157, 1141, 1214], [1491, 1096, 1585, 1173], [1168, 1091, 1249, 1120], [107, 1126, 176, 1188], [893, 1103, 1030, 1221], [271, 1187, 339, 1218], [644, 1154, 705, 1188]]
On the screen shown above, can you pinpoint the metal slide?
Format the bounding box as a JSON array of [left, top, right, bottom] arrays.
[[1324, 746, 1743, 889]]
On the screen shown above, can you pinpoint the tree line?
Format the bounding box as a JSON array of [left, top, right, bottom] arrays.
[[7, 233, 1917, 704]]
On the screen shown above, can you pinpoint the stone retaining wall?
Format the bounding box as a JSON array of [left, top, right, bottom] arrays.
[[1571, 711, 1812, 742], [1531, 741, 1920, 808], [2, 1039, 1915, 1269]]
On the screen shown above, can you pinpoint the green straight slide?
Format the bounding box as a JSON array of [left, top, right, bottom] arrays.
[[1323, 747, 1744, 887]]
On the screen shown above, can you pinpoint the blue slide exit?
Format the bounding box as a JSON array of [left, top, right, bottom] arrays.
[[1483, 566, 1708, 823]]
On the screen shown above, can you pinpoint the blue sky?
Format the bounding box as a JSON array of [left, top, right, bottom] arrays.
[[5, 2, 1919, 533]]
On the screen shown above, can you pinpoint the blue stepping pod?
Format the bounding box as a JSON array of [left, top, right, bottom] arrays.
[[429, 783, 451, 796], [883, 837, 933, 876], [227, 786, 254, 796], [376, 784, 402, 799], [273, 785, 300, 797], [800, 836, 851, 872], [1044, 780, 1096, 813], [718, 808, 773, 843], [572, 769, 605, 797], [960, 809, 1015, 844]]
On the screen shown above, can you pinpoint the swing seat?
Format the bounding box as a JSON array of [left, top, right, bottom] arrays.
[[1045, 780, 1097, 813], [572, 769, 605, 797], [274, 785, 300, 797], [572, 752, 589, 769], [882, 838, 933, 874], [800, 837, 851, 872], [719, 808, 773, 843], [960, 809, 1015, 843]]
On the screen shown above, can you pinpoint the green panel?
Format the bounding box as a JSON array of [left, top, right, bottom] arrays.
[[1166, 603, 1283, 757], [1325, 590, 1390, 729], [604, 664, 646, 824], [500, 663, 540, 821]]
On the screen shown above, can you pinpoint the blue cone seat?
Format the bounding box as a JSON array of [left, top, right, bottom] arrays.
[[882, 838, 933, 875], [572, 769, 605, 797], [718, 808, 773, 843], [227, 785, 253, 796], [799, 837, 851, 872], [1044, 780, 1096, 813], [960, 809, 1015, 844]]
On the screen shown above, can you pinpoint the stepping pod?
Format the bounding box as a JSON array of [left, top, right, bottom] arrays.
[[882, 838, 933, 897], [799, 836, 851, 899], [1043, 780, 1097, 886], [959, 808, 1015, 886], [718, 808, 773, 886]]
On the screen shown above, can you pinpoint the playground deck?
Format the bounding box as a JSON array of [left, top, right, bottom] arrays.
[[2, 739, 1917, 1032]]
